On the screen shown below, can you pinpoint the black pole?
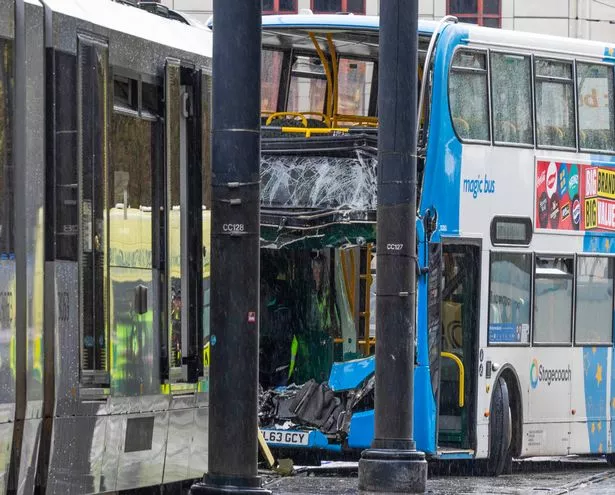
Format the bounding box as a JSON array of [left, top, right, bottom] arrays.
[[191, 0, 269, 493], [358, 0, 427, 493]]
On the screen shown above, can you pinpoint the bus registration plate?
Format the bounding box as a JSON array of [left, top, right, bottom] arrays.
[[261, 429, 309, 446]]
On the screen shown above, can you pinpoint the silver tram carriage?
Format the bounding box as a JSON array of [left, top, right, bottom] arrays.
[[0, 0, 212, 492]]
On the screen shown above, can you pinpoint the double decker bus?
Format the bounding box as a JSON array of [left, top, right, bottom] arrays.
[[257, 13, 615, 475]]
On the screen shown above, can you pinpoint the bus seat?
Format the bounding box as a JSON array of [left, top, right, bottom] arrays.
[[496, 120, 518, 142], [489, 303, 502, 324], [452, 117, 470, 139], [541, 125, 565, 146]]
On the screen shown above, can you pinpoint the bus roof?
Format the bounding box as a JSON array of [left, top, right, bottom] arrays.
[[261, 14, 438, 36], [262, 14, 615, 63]]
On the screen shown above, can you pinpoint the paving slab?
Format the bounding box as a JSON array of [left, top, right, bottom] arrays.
[[262, 459, 615, 494]]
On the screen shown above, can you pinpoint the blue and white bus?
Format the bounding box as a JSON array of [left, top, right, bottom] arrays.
[[258, 13, 615, 475]]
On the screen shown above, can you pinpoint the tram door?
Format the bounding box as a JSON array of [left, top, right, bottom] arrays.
[[79, 37, 110, 386], [164, 60, 204, 384], [434, 242, 480, 451]]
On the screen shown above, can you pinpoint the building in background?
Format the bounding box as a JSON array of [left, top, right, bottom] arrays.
[[161, 0, 615, 42]]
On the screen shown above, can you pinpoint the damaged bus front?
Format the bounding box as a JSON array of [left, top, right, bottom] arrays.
[[256, 14, 437, 459]]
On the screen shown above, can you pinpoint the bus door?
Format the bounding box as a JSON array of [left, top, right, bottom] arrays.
[[435, 241, 480, 451]]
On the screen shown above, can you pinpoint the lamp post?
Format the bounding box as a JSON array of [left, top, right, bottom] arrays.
[[191, 1, 269, 493], [358, 0, 427, 492]]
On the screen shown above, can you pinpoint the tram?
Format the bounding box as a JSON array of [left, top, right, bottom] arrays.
[[0, 0, 212, 492]]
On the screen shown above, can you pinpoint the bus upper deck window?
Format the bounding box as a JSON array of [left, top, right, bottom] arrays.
[[288, 55, 327, 115], [261, 49, 283, 114], [338, 58, 374, 117], [491, 53, 533, 145], [449, 49, 490, 142], [577, 63, 615, 152], [535, 58, 576, 149]]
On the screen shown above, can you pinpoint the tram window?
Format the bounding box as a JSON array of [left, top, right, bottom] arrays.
[[54, 52, 78, 261], [262, 50, 284, 113], [575, 256, 613, 345], [533, 256, 574, 345], [109, 113, 154, 268], [338, 58, 374, 117], [577, 63, 615, 152], [491, 53, 533, 145], [114, 76, 137, 109], [488, 252, 531, 345], [449, 50, 490, 141], [0, 40, 13, 256], [142, 82, 161, 115], [288, 55, 327, 114], [535, 58, 576, 148]]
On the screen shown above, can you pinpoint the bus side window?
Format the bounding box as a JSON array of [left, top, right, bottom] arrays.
[[577, 62, 615, 152], [487, 252, 531, 345], [535, 58, 576, 149], [491, 53, 533, 145], [533, 256, 574, 345], [449, 49, 490, 142], [575, 256, 613, 345]]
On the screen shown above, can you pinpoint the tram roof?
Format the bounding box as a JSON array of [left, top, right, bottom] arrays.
[[42, 0, 213, 58]]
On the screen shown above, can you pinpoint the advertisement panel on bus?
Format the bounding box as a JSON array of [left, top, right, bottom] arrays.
[[535, 160, 615, 232]]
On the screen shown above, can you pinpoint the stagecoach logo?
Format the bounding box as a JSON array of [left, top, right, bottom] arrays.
[[530, 358, 571, 389]]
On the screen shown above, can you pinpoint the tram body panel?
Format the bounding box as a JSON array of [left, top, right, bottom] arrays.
[[17, 2, 46, 492], [0, 0, 16, 493]]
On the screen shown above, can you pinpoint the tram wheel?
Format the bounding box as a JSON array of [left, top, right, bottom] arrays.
[[606, 453, 615, 467], [486, 377, 512, 476]]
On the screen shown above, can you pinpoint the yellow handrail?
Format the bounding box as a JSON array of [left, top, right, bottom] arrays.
[[280, 127, 349, 138], [326, 34, 339, 127], [309, 32, 334, 121], [266, 112, 308, 127], [441, 352, 465, 407]]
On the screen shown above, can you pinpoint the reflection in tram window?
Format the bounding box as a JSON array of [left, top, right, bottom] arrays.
[[109, 113, 153, 267], [109, 111, 158, 395], [0, 41, 12, 256]]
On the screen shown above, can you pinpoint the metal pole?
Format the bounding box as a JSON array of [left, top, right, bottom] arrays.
[[358, 0, 427, 492], [191, 0, 269, 493]]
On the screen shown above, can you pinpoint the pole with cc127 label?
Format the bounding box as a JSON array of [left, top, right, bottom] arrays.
[[190, 0, 270, 493], [358, 0, 427, 492]]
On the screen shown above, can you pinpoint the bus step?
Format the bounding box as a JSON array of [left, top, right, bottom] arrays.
[[436, 447, 474, 460]]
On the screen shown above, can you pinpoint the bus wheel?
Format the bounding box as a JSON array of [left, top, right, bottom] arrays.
[[485, 377, 512, 476]]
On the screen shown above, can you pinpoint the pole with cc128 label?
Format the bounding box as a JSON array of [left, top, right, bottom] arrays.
[[190, 0, 270, 493]]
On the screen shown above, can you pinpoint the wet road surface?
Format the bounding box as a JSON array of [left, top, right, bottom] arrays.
[[264, 458, 615, 494]]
